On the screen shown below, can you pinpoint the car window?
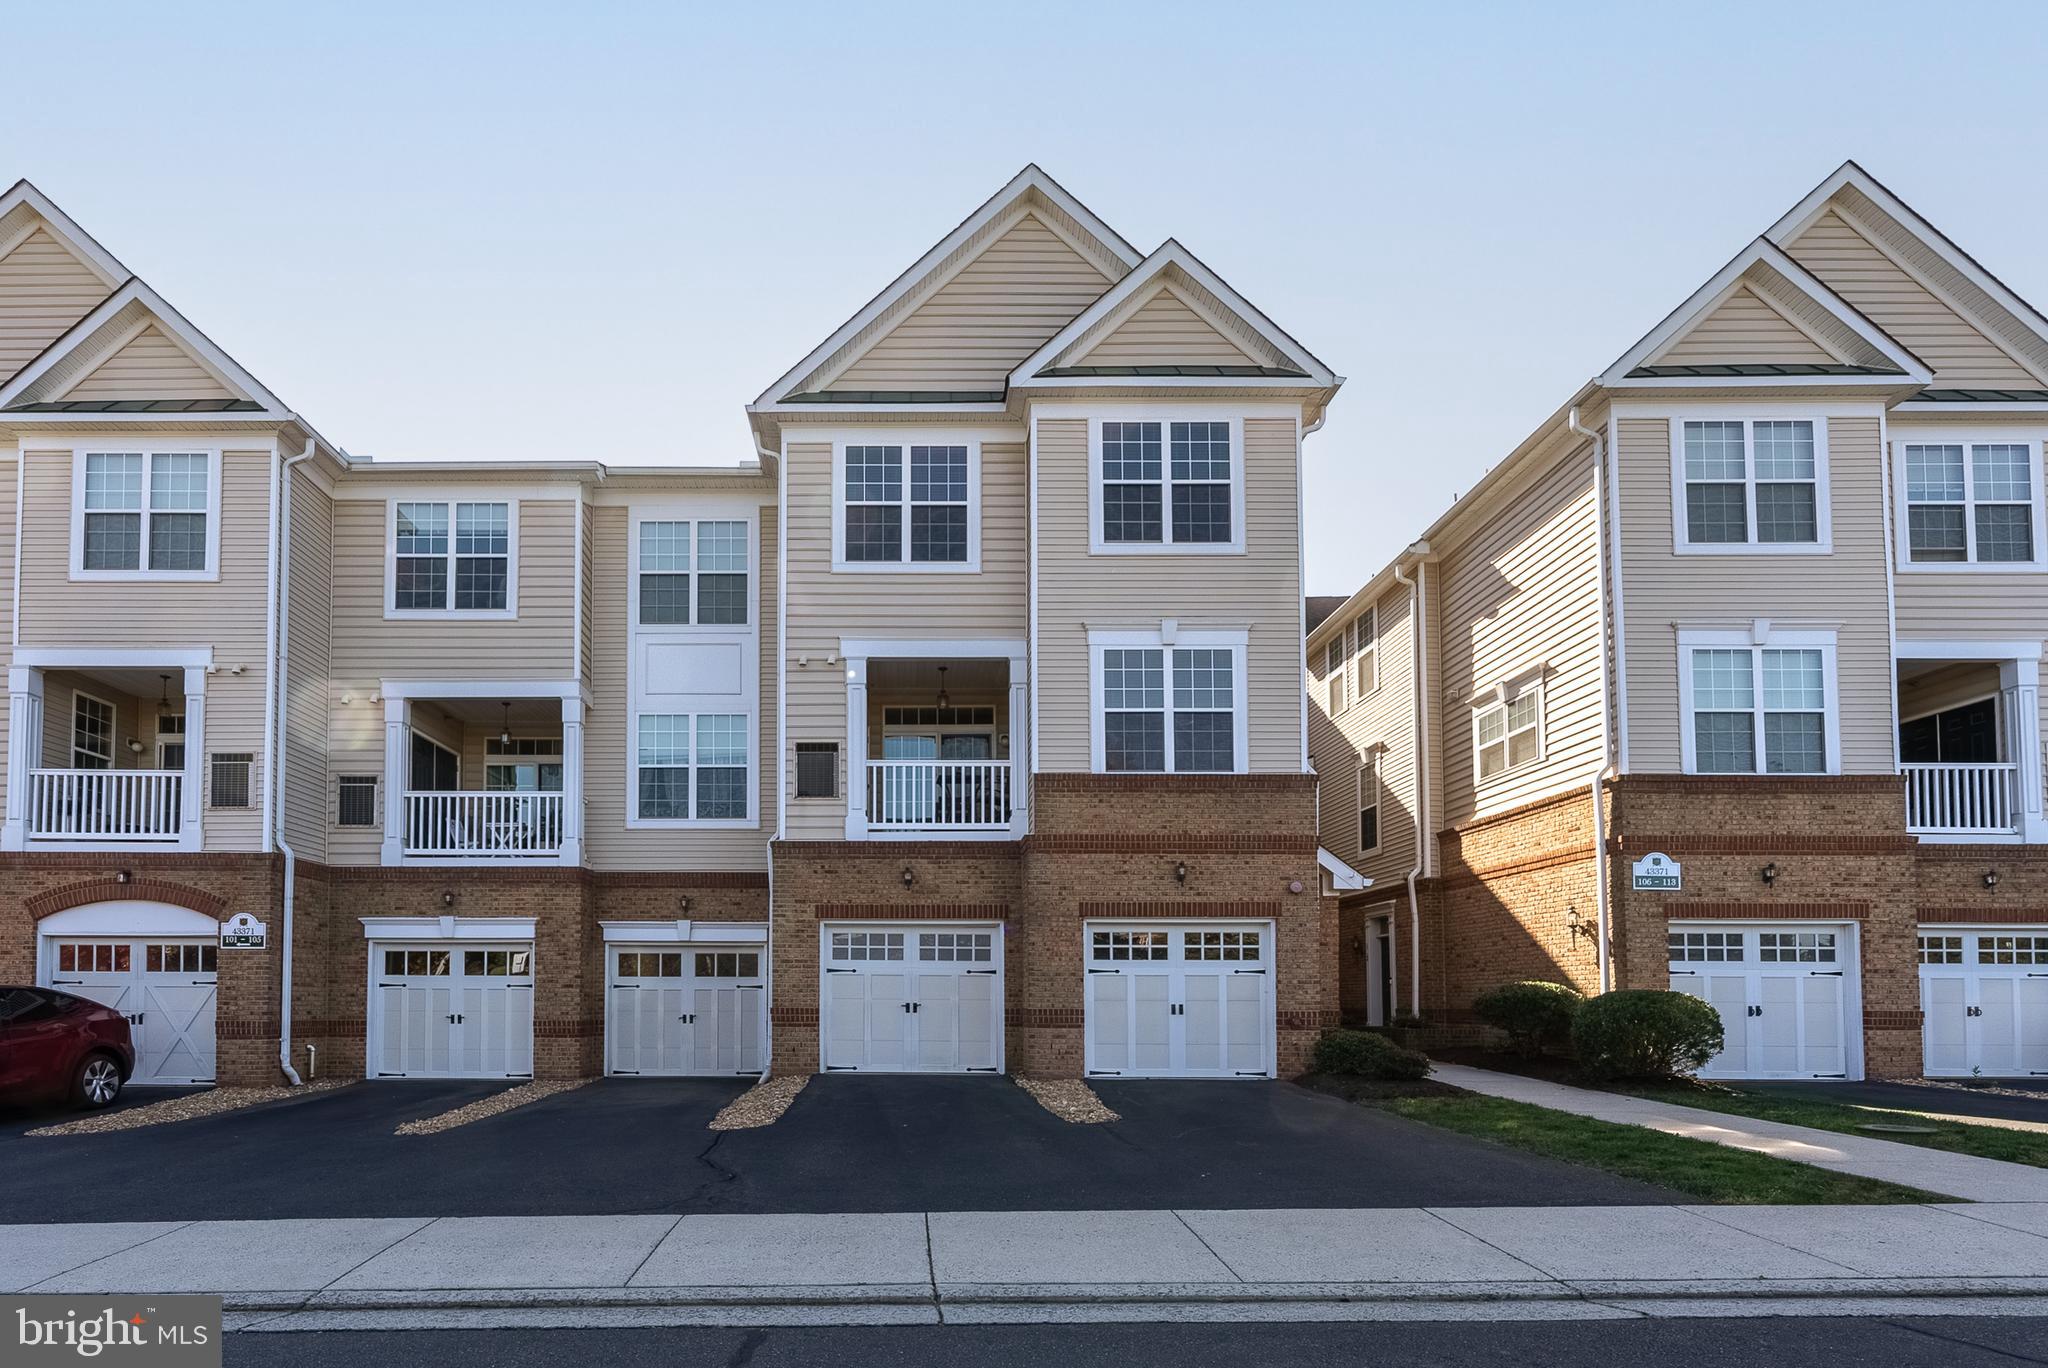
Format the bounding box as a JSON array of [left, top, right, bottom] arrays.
[[0, 988, 46, 1023]]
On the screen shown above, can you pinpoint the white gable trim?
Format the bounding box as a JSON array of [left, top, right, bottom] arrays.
[[1600, 237, 1930, 388], [752, 165, 1141, 408], [0, 180, 129, 288], [0, 278, 287, 413], [1011, 240, 1337, 390]]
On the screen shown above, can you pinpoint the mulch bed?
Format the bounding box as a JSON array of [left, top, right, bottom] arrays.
[[1297, 1072, 1467, 1103]]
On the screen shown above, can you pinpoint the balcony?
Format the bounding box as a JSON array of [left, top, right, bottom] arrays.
[[863, 758, 1013, 833], [377, 684, 585, 866], [1896, 651, 2043, 843], [28, 769, 184, 842], [402, 790, 565, 858], [1902, 762, 2019, 838], [839, 643, 1028, 840]]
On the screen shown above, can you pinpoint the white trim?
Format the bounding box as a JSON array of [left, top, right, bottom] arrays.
[[1028, 415, 1041, 778], [1896, 639, 2045, 662], [828, 434, 983, 573], [358, 915, 538, 942], [777, 435, 789, 838], [1086, 414, 1247, 555], [1317, 847, 1369, 893], [383, 495, 520, 620], [379, 678, 584, 702], [1087, 626, 1250, 774], [0, 181, 129, 285], [839, 637, 1027, 665], [1891, 432, 2048, 572], [1079, 916, 1278, 1080], [36, 901, 220, 937], [1668, 416, 1834, 555], [598, 920, 766, 945], [66, 445, 222, 583], [12, 647, 214, 670], [1677, 627, 1842, 776]]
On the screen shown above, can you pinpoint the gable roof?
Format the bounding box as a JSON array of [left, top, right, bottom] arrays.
[[1011, 239, 1338, 391], [752, 165, 1142, 410], [1766, 161, 2048, 388], [1599, 236, 1929, 390], [0, 180, 129, 289]]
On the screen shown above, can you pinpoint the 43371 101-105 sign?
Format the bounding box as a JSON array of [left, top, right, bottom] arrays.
[[1631, 852, 1681, 892], [219, 912, 267, 950]]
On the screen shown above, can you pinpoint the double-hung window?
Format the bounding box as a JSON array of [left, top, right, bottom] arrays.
[[72, 693, 114, 770], [1095, 633, 1246, 773], [1354, 605, 1378, 696], [1096, 419, 1240, 551], [1675, 418, 1827, 551], [637, 519, 750, 625], [634, 713, 750, 822], [1681, 634, 1836, 774], [1324, 631, 1347, 715], [1358, 752, 1381, 853], [1473, 687, 1542, 781], [390, 500, 514, 615], [837, 441, 977, 569], [1902, 440, 2043, 567], [73, 449, 216, 578]]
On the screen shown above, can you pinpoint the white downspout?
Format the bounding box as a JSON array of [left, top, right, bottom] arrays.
[[758, 432, 781, 1082], [272, 439, 316, 1084], [1569, 407, 1615, 994], [1392, 544, 1429, 1017]]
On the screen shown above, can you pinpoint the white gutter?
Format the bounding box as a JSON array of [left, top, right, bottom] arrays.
[[759, 432, 782, 1082], [1569, 407, 1616, 994], [271, 439, 316, 1084], [1391, 543, 1430, 1016]]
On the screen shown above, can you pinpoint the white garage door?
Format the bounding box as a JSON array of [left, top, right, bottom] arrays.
[[1668, 926, 1852, 1080], [1083, 923, 1274, 1079], [820, 927, 1002, 1073], [1920, 929, 2048, 1078], [46, 937, 218, 1086], [607, 945, 766, 1076], [371, 943, 535, 1079]]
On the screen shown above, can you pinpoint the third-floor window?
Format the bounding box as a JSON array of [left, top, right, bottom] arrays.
[[637, 519, 749, 625], [389, 500, 514, 616], [1095, 419, 1241, 551], [71, 448, 218, 579], [1674, 418, 1829, 553], [835, 441, 979, 570], [1901, 439, 2043, 568]]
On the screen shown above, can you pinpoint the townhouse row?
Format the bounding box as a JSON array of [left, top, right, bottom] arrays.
[[0, 170, 1357, 1089], [1310, 161, 2048, 1083]]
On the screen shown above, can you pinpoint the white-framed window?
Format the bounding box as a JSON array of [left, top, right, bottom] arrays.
[[632, 712, 751, 824], [1324, 629, 1347, 715], [71, 691, 115, 770], [1472, 684, 1543, 782], [1357, 751, 1381, 854], [69, 447, 220, 581], [1669, 416, 1831, 554], [831, 438, 981, 571], [1678, 628, 1840, 775], [1089, 628, 1249, 774], [634, 517, 750, 625], [386, 498, 517, 618], [1354, 604, 1379, 697], [1089, 416, 1245, 554], [1898, 436, 2046, 569]]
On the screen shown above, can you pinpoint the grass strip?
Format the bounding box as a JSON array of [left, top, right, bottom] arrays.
[[1621, 1084, 2048, 1170], [1376, 1093, 1950, 1204]]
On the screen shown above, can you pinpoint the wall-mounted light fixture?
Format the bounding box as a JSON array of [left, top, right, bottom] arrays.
[[1174, 860, 1189, 885], [115, 869, 132, 885], [440, 889, 456, 908], [1567, 904, 1596, 949], [901, 867, 915, 889], [1760, 862, 1778, 887], [1985, 869, 2002, 890], [679, 894, 692, 915]]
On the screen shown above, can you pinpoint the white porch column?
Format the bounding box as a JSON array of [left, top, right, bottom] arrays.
[[2003, 658, 2047, 843], [381, 696, 410, 865], [559, 695, 584, 865], [843, 655, 868, 840], [179, 667, 206, 852], [3, 667, 44, 850], [1007, 663, 1029, 837]]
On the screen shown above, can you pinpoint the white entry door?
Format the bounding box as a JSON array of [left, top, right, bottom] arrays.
[[1919, 929, 2048, 1078], [371, 943, 535, 1079], [1083, 923, 1274, 1079], [46, 937, 218, 1085], [819, 927, 1002, 1073], [607, 945, 766, 1076], [1668, 926, 1853, 1080]]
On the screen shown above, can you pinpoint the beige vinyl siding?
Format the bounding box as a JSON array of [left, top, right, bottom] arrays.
[[1073, 289, 1256, 368], [0, 227, 107, 382], [1617, 413, 1893, 774], [17, 445, 271, 850], [831, 215, 1110, 391], [1436, 443, 1606, 824], [584, 502, 775, 872], [1308, 584, 1417, 887], [64, 324, 234, 401], [1785, 211, 2038, 388], [1890, 419, 2048, 638], [781, 436, 1027, 838], [1653, 287, 1836, 367], [1035, 414, 1303, 774], [0, 455, 14, 786], [282, 471, 332, 858], [578, 499, 594, 691]]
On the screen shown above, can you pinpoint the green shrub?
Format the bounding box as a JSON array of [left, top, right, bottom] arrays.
[[1472, 980, 1584, 1057], [1310, 1028, 1430, 1081], [1571, 990, 1724, 1080]]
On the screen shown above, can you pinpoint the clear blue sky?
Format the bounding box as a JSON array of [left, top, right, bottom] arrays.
[[6, 1, 2045, 593]]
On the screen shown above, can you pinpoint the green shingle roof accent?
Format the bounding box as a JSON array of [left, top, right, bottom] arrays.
[[1625, 363, 1906, 379], [780, 390, 1004, 404], [5, 398, 266, 413], [1912, 388, 2048, 403], [1034, 364, 1309, 378]]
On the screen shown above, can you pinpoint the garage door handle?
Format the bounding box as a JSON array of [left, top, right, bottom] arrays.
[[679, 1014, 696, 1024], [824, 967, 856, 974], [1232, 969, 1267, 975], [1809, 971, 1843, 977], [1746, 1005, 1762, 1017]]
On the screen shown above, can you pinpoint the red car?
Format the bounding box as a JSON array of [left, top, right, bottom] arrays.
[[0, 986, 134, 1110]]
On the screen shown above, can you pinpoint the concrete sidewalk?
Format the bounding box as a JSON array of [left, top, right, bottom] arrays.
[[16, 1206, 2048, 1328], [1432, 1064, 2048, 1203]]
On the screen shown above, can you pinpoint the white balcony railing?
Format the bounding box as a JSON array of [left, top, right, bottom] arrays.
[[28, 769, 184, 842], [864, 760, 1012, 832], [404, 791, 566, 858], [1903, 761, 2020, 837]]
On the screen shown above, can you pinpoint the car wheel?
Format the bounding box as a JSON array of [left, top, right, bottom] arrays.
[[72, 1054, 123, 1110]]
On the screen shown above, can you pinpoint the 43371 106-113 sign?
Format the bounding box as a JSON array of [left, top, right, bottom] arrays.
[[1631, 852, 1681, 892]]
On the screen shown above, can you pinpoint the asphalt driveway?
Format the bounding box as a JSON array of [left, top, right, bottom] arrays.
[[0, 1075, 1674, 1223], [1745, 1078, 2048, 1124]]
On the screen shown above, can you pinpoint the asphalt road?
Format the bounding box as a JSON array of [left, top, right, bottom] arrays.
[[221, 1317, 2048, 1367], [0, 1075, 1674, 1222]]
